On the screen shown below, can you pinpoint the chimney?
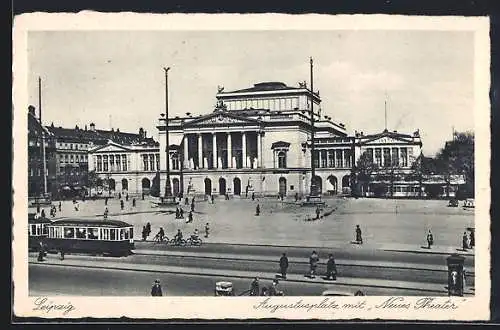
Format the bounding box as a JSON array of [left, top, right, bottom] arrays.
[[75, 125, 79, 130], [85, 124, 88, 131], [89, 123, 96, 131], [144, 130, 147, 138], [139, 127, 144, 140], [28, 105, 36, 117], [116, 128, 120, 133]]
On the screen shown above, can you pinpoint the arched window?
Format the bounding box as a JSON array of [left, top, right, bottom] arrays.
[[278, 151, 287, 168]]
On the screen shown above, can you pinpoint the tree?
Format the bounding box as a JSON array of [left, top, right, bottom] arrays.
[[435, 131, 474, 198], [87, 170, 99, 197], [352, 151, 379, 196], [150, 172, 160, 197]]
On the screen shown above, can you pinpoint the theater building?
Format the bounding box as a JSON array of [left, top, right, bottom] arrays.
[[157, 82, 354, 197]]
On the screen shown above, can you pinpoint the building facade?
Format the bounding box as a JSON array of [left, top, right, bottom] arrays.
[[157, 82, 353, 197], [87, 139, 160, 196]]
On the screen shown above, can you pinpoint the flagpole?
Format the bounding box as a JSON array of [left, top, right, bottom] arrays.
[[164, 67, 172, 199]]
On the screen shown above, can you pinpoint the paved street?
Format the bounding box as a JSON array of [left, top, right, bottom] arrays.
[[32, 196, 475, 250]]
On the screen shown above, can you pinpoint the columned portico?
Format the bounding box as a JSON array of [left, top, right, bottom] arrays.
[[212, 133, 217, 169], [227, 132, 232, 168], [242, 132, 247, 168], [197, 134, 202, 169]]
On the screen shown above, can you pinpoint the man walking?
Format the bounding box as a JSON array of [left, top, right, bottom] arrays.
[[205, 223, 210, 238], [309, 250, 319, 278], [255, 204, 260, 216], [279, 253, 289, 279], [355, 225, 363, 244], [325, 254, 337, 280], [427, 229, 434, 249], [151, 279, 163, 296], [462, 232, 469, 250], [250, 277, 260, 296]]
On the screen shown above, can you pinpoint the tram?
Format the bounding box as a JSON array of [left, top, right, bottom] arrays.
[[28, 213, 52, 251], [45, 219, 135, 256]]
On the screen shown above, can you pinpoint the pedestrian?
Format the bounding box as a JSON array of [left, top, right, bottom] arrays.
[[188, 211, 193, 223], [175, 207, 180, 219], [58, 201, 62, 211], [426, 230, 434, 249], [250, 277, 260, 296], [255, 204, 260, 216], [279, 253, 289, 279], [132, 198, 136, 207], [37, 241, 45, 262], [251, 192, 255, 201], [104, 207, 109, 219], [146, 222, 151, 237], [205, 223, 210, 238], [180, 208, 184, 218], [142, 226, 147, 241], [41, 209, 46, 218], [185, 197, 189, 205], [36, 203, 41, 213], [315, 206, 321, 220], [151, 279, 163, 296], [142, 192, 145, 200], [191, 200, 195, 212], [118, 192, 121, 199], [126, 193, 129, 201], [309, 250, 319, 278], [60, 249, 65, 261], [74, 201, 79, 211], [355, 225, 363, 244], [105, 197, 108, 206], [268, 279, 281, 296], [295, 192, 299, 202], [211, 195, 215, 204], [325, 254, 337, 280], [469, 230, 475, 248], [120, 199, 124, 210], [462, 232, 469, 250]]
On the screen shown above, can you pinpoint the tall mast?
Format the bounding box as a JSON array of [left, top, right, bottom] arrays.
[[309, 57, 317, 196], [164, 67, 172, 198], [39, 77, 47, 195]]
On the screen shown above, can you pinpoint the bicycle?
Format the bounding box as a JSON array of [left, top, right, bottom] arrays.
[[169, 238, 187, 247], [186, 237, 203, 246], [153, 233, 169, 244]]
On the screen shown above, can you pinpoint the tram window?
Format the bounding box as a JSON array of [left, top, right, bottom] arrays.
[[30, 224, 36, 235], [129, 228, 134, 240], [64, 227, 75, 239], [36, 225, 42, 236], [124, 229, 129, 239], [76, 228, 87, 239], [42, 224, 48, 235], [55, 227, 63, 238], [88, 228, 99, 239], [110, 229, 116, 240], [120, 229, 125, 240], [101, 228, 110, 240]]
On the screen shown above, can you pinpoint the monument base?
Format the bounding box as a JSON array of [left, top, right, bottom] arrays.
[[300, 195, 325, 207], [155, 196, 179, 207]]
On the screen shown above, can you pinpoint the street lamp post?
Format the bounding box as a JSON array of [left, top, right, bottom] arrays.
[[163, 67, 173, 199], [309, 57, 318, 197]]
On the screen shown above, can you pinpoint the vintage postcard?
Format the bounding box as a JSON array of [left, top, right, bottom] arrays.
[[12, 13, 490, 320]]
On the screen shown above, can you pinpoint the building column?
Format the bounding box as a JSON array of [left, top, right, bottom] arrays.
[[326, 149, 330, 168], [184, 134, 189, 169], [372, 148, 375, 164], [197, 134, 203, 169], [257, 132, 261, 168], [318, 149, 322, 168], [212, 133, 217, 169], [227, 132, 232, 168], [341, 149, 345, 168], [242, 132, 247, 168]]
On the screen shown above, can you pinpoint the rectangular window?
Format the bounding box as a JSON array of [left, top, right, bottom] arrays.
[[30, 224, 36, 235], [149, 155, 155, 171], [124, 228, 130, 239], [375, 148, 382, 166], [344, 149, 352, 168], [383, 148, 391, 167], [366, 149, 374, 163], [328, 150, 335, 167], [101, 228, 110, 240], [290, 185, 294, 190], [143, 155, 149, 171], [336, 150, 342, 168], [312, 150, 319, 168], [320, 150, 327, 168], [122, 155, 127, 171], [88, 228, 99, 239], [115, 155, 121, 171], [120, 229, 125, 240], [110, 228, 116, 240], [401, 148, 408, 167], [42, 224, 48, 235], [110, 155, 115, 171], [64, 227, 75, 239], [392, 148, 399, 166], [156, 154, 160, 171], [76, 227, 87, 239], [103, 155, 108, 171]]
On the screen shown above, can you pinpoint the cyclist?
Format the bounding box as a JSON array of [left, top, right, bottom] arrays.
[[191, 228, 199, 240], [174, 229, 183, 245], [154, 227, 165, 242]]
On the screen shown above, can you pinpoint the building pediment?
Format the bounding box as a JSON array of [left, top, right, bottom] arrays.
[[90, 142, 130, 153], [271, 141, 291, 149], [362, 135, 413, 145], [184, 112, 261, 127]]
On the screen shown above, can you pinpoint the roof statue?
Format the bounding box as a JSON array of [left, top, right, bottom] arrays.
[[217, 85, 225, 93], [298, 81, 307, 88]]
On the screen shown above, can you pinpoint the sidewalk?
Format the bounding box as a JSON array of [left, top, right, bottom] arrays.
[[133, 249, 451, 272], [28, 255, 473, 295]]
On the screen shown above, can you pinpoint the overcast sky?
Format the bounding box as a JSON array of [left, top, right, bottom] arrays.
[[27, 30, 474, 156]]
